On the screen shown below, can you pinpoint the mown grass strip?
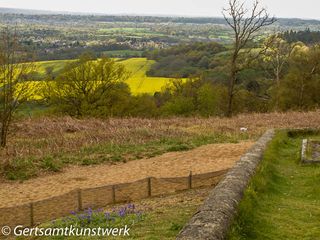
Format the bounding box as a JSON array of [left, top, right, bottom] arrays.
[[227, 130, 320, 240]]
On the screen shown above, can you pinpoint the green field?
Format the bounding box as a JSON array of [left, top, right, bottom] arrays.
[[35, 58, 174, 95], [35, 59, 74, 75], [102, 50, 143, 57]]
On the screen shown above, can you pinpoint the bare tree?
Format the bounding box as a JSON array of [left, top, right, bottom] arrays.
[[223, 0, 276, 117], [262, 35, 298, 109], [0, 28, 36, 147]]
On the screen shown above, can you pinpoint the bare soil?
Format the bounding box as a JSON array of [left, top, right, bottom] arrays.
[[0, 141, 253, 208]]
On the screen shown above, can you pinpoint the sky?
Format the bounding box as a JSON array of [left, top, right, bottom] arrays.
[[0, 0, 319, 20]]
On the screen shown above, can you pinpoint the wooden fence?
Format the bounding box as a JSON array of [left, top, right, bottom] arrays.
[[0, 169, 228, 228]]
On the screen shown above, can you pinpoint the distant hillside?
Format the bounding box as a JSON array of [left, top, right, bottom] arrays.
[[0, 7, 58, 15], [0, 7, 320, 28], [146, 42, 227, 78], [0, 7, 87, 15]]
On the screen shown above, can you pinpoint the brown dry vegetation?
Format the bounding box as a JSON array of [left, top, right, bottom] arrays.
[[0, 111, 319, 180], [0, 142, 251, 207], [8, 110, 320, 154]]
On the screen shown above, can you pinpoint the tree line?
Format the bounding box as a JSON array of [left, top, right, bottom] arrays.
[[281, 29, 320, 45]]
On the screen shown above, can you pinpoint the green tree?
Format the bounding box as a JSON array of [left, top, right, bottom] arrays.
[[44, 54, 130, 116], [128, 94, 158, 117], [262, 36, 299, 109], [86, 82, 132, 117], [198, 56, 210, 69], [161, 96, 195, 116], [197, 83, 227, 116], [279, 45, 320, 110]]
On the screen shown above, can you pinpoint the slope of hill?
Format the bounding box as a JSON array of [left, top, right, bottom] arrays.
[[120, 58, 172, 94], [34, 58, 173, 95]]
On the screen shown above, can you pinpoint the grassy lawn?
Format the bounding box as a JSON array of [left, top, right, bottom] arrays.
[[228, 130, 320, 240], [102, 50, 143, 57]]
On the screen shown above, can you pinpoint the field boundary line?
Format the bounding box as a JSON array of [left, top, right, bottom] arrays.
[[0, 169, 228, 228]]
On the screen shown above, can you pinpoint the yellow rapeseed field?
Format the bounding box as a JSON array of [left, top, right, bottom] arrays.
[[32, 58, 174, 96], [119, 58, 174, 94]]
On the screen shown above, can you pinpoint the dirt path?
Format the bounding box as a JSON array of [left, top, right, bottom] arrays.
[[0, 141, 254, 208]]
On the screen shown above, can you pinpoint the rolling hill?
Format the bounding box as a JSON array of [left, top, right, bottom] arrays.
[[34, 58, 174, 95]]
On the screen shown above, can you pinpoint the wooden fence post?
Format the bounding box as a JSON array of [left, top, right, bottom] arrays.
[[30, 202, 34, 226], [147, 177, 152, 197], [77, 189, 82, 212], [112, 185, 116, 204], [188, 171, 192, 189]]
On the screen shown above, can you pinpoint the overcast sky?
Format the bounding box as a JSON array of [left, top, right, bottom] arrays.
[[0, 0, 319, 20]]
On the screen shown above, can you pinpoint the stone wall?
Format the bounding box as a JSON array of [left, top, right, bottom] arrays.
[[177, 129, 275, 240]]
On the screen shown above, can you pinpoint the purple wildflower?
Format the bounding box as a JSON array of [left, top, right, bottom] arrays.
[[87, 208, 93, 215], [119, 207, 127, 217], [127, 203, 136, 213]]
